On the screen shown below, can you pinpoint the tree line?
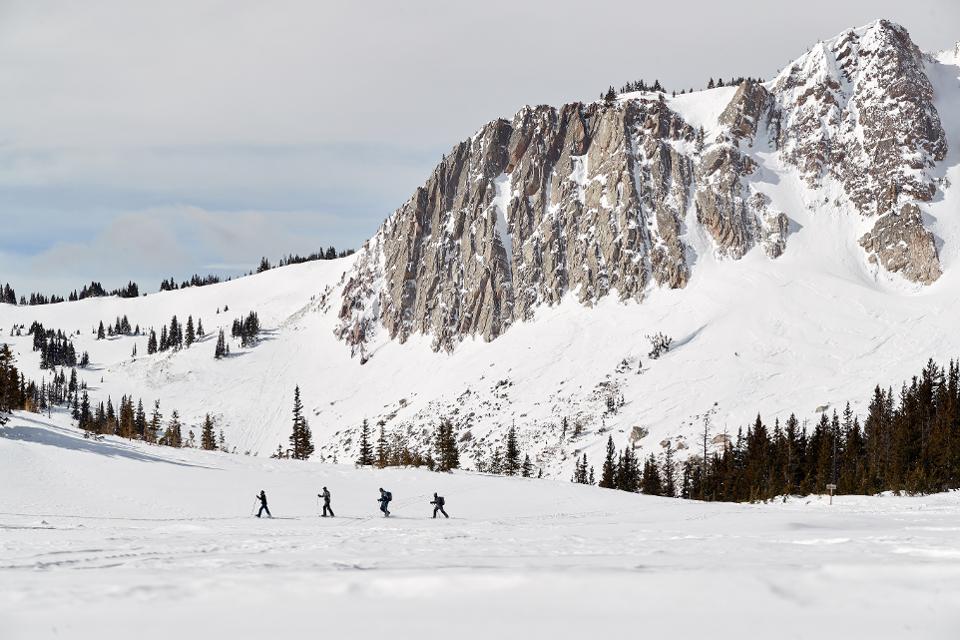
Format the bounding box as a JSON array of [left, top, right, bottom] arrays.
[[580, 358, 960, 501], [256, 247, 355, 275], [1, 244, 355, 306], [1, 280, 140, 306], [603, 75, 768, 103]]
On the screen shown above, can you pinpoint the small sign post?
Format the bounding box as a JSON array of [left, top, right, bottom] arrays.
[[826, 483, 837, 505]]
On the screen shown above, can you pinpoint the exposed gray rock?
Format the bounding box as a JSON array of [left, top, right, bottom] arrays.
[[775, 20, 946, 216], [338, 19, 949, 353], [860, 203, 942, 285]]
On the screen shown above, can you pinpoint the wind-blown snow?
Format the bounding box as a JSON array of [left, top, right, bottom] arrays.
[[2, 414, 959, 639]]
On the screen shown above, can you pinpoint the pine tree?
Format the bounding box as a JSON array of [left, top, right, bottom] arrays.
[[600, 435, 617, 488], [356, 419, 374, 465], [96, 321, 105, 340], [641, 455, 661, 495], [77, 390, 91, 431], [185, 316, 195, 348], [201, 413, 216, 450], [521, 454, 533, 478], [376, 423, 389, 468], [163, 410, 182, 448], [504, 422, 520, 476], [134, 399, 147, 439], [489, 446, 503, 475], [214, 329, 228, 359], [288, 385, 313, 460], [433, 418, 459, 472], [663, 441, 677, 497], [147, 400, 162, 443], [147, 329, 157, 354]]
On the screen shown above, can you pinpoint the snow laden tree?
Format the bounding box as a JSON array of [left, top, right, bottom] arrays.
[[288, 386, 314, 460], [201, 413, 216, 451], [356, 419, 374, 466], [433, 417, 460, 472]]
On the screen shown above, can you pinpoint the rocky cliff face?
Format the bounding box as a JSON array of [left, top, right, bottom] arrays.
[[338, 19, 950, 353]]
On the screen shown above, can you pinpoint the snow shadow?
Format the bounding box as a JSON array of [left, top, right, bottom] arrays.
[[0, 417, 211, 468], [671, 324, 707, 349]]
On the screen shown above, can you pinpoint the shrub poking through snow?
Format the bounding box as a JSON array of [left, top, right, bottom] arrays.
[[647, 332, 673, 359]]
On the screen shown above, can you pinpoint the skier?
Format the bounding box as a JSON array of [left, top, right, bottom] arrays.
[[318, 486, 334, 517], [430, 492, 449, 519], [255, 489, 271, 518], [378, 487, 392, 517]]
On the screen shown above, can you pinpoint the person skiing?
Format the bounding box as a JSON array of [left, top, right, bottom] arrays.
[[378, 487, 392, 517], [255, 490, 271, 518], [430, 492, 449, 519], [318, 486, 334, 517]]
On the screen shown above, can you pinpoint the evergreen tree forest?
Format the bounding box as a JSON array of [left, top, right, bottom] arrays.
[[584, 359, 960, 501], [0, 340, 230, 452]]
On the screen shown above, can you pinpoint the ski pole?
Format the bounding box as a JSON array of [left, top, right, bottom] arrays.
[[251, 498, 258, 516]]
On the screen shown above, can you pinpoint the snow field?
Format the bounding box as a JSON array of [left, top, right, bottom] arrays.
[[2, 414, 960, 639]]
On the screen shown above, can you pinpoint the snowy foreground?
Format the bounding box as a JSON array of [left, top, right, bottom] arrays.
[[2, 413, 960, 639]]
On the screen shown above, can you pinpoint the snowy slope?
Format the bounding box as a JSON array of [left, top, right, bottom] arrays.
[[1, 31, 959, 478], [3, 414, 960, 639]]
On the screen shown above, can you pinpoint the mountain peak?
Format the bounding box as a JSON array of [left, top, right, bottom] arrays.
[[338, 19, 953, 354]]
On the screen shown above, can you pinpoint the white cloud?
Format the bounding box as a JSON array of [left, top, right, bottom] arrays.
[[0, 0, 955, 292]]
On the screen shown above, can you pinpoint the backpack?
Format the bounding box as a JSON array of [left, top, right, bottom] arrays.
[[436, 496, 445, 506], [384, 491, 392, 501]]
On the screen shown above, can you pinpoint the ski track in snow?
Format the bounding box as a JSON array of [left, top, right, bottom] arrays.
[[2, 415, 960, 639]]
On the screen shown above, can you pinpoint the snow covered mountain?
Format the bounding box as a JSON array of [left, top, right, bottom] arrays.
[[3, 19, 960, 478], [338, 19, 949, 355]]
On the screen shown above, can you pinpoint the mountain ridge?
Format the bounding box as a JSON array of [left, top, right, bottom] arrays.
[[338, 19, 951, 354], [1, 18, 959, 479]]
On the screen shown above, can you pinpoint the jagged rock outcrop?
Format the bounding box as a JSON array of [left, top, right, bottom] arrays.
[[860, 203, 942, 285], [338, 19, 951, 353], [775, 20, 946, 215], [340, 98, 703, 351]]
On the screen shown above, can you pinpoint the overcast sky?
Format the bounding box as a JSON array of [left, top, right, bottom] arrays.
[[1, 0, 957, 295]]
